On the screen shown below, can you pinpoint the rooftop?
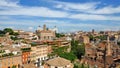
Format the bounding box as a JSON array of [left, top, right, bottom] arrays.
[[23, 63, 37, 68], [46, 57, 71, 67]]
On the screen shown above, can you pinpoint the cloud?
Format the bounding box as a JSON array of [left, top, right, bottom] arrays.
[[0, 16, 11, 20], [33, 20, 106, 28], [88, 6, 120, 14], [1, 0, 120, 32], [0, 0, 69, 18], [0, 0, 19, 7], [28, 26, 33, 30], [0, 20, 37, 26], [0, 19, 120, 32], [0, 7, 69, 18], [52, 0, 120, 14], [0, 0, 120, 21], [0, 0, 120, 33], [53, 1, 98, 11], [42, 20, 61, 23], [69, 14, 120, 21]]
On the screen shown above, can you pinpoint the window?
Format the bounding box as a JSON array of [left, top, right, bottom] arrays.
[[12, 61, 14, 64], [44, 36, 46, 40], [8, 62, 10, 65], [4, 63, 6, 66]]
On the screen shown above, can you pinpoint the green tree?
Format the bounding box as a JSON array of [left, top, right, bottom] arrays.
[[59, 52, 77, 62], [21, 48, 31, 52], [76, 44, 85, 59], [71, 40, 85, 59], [95, 35, 107, 40], [3, 28, 13, 35], [53, 46, 68, 55], [117, 41, 120, 46], [0, 30, 5, 37], [12, 32, 19, 36], [11, 36, 19, 41], [0, 30, 5, 34], [71, 39, 79, 52], [31, 42, 37, 46], [100, 31, 104, 34], [12, 65, 16, 68], [51, 45, 77, 62], [89, 35, 94, 41], [81, 64, 85, 68], [56, 33, 65, 38], [74, 64, 79, 68]]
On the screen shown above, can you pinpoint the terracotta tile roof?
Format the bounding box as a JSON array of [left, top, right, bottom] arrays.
[[98, 42, 107, 50], [23, 63, 37, 68], [106, 56, 113, 64], [85, 44, 92, 48], [46, 57, 71, 67]]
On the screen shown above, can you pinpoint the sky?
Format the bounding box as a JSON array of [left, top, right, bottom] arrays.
[[0, 0, 120, 32]]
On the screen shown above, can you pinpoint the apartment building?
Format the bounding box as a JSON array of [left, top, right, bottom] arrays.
[[30, 45, 52, 66], [0, 54, 22, 68], [22, 51, 30, 64]]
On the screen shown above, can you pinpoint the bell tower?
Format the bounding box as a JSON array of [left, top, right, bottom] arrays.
[[43, 24, 46, 31]]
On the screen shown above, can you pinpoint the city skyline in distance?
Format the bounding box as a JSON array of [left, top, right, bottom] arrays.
[[0, 0, 120, 32]]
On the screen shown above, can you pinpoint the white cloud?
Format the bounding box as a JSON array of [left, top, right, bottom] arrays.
[[52, 1, 98, 11], [28, 26, 33, 30], [0, 0, 69, 18], [7, 26, 14, 29], [0, 21, 37, 26], [42, 20, 60, 23], [55, 4, 63, 8], [52, 1, 120, 14], [88, 6, 120, 14], [0, 0, 120, 21], [0, 19, 120, 32], [69, 14, 120, 21], [69, 14, 107, 20], [0, 0, 120, 32], [0, 0, 19, 7], [0, 16, 11, 20], [0, 6, 69, 18], [36, 20, 105, 28]]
